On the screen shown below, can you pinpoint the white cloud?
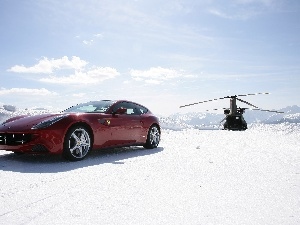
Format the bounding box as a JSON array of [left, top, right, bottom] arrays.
[[76, 33, 103, 46], [7, 56, 88, 73], [94, 33, 104, 39], [83, 40, 94, 45], [0, 88, 57, 96], [40, 67, 120, 84], [130, 67, 194, 84], [208, 9, 233, 19], [7, 56, 119, 85]]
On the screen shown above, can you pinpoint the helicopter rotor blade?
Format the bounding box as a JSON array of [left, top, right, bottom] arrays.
[[179, 97, 227, 108], [236, 92, 270, 97], [250, 108, 284, 113], [179, 92, 270, 108], [205, 108, 227, 112], [236, 98, 259, 108]]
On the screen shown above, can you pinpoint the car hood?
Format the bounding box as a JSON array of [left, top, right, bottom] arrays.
[[0, 113, 65, 132]]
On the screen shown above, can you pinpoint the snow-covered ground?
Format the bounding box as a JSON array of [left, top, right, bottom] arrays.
[[1, 124, 299, 225]]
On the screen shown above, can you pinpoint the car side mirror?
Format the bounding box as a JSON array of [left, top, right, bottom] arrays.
[[114, 107, 127, 115]]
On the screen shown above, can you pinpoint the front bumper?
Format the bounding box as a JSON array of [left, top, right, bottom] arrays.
[[0, 130, 64, 154]]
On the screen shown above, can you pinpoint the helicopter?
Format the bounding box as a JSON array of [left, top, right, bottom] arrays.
[[179, 93, 284, 131]]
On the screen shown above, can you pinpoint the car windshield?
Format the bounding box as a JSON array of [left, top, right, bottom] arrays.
[[63, 100, 114, 113]]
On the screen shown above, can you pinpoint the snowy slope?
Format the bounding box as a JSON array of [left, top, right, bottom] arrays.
[[0, 124, 300, 225]]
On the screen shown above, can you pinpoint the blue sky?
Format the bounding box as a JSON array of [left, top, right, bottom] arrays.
[[1, 0, 299, 115]]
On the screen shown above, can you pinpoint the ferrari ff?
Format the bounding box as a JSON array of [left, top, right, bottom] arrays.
[[0, 100, 161, 161]]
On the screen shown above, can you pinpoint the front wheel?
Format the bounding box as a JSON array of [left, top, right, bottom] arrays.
[[144, 125, 160, 149], [63, 126, 91, 161]]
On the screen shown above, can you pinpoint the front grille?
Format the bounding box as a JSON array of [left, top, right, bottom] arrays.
[[0, 133, 32, 146]]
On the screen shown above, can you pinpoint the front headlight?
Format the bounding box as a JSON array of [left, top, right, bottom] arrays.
[[31, 115, 68, 129]]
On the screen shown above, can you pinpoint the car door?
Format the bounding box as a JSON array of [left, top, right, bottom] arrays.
[[110, 102, 143, 144], [93, 112, 132, 147]]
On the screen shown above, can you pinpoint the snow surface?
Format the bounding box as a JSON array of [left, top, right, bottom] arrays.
[[1, 124, 300, 225]]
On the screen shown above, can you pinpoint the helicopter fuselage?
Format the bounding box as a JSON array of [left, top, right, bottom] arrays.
[[223, 114, 247, 131]]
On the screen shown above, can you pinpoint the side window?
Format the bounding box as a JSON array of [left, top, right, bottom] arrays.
[[125, 102, 139, 115], [135, 104, 148, 115], [113, 102, 140, 115]]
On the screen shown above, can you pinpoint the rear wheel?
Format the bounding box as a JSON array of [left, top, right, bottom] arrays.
[[63, 126, 91, 161], [144, 125, 160, 149]]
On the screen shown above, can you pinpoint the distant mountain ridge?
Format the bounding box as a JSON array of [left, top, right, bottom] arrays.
[[1, 104, 300, 129], [159, 105, 300, 130]]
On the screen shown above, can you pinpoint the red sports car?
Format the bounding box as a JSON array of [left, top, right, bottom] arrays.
[[0, 100, 161, 161]]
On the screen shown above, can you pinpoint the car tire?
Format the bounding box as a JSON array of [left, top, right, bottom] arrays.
[[144, 125, 160, 149], [63, 126, 91, 161], [13, 152, 24, 155]]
